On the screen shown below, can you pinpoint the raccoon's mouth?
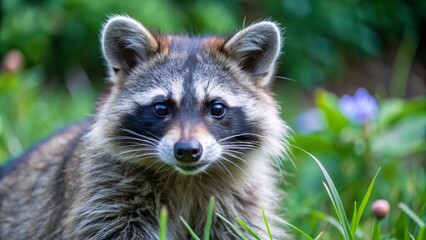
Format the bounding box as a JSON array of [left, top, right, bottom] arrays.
[[174, 163, 209, 175]]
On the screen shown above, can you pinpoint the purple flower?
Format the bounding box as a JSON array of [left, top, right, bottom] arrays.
[[295, 108, 325, 134], [340, 88, 379, 125]]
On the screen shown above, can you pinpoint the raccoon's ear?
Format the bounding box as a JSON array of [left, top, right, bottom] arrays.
[[101, 16, 159, 76], [223, 21, 282, 85]]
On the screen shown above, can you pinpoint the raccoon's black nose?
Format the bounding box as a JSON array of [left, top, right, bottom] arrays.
[[174, 139, 203, 163]]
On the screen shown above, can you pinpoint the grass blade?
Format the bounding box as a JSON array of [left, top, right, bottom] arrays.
[[398, 203, 426, 240], [236, 217, 261, 240], [351, 201, 357, 235], [353, 168, 381, 235], [204, 196, 215, 240], [261, 207, 273, 240], [216, 213, 248, 240], [292, 145, 354, 240], [276, 218, 314, 240], [159, 206, 168, 240], [312, 211, 344, 236], [180, 216, 201, 240], [313, 231, 324, 240], [398, 203, 426, 228], [323, 182, 340, 222]]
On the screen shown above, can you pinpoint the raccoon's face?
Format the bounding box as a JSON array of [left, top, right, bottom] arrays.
[[91, 16, 288, 176]]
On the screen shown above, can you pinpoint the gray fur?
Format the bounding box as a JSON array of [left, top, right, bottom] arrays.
[[0, 16, 289, 239]]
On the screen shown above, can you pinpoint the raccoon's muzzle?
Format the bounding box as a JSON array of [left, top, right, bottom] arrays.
[[173, 139, 203, 163]]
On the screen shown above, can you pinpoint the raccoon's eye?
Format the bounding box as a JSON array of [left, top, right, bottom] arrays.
[[210, 102, 226, 118], [153, 102, 169, 117]]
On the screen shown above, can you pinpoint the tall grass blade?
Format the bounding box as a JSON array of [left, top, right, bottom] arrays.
[[261, 207, 273, 240], [313, 231, 324, 240], [180, 216, 201, 240], [398, 203, 426, 240], [216, 213, 247, 240], [312, 211, 344, 236], [159, 206, 168, 240], [398, 203, 426, 228], [351, 201, 357, 235], [292, 145, 354, 240], [204, 196, 215, 240], [236, 217, 261, 240], [323, 182, 340, 221], [418, 227, 425, 240], [352, 167, 381, 235], [276, 218, 314, 240]]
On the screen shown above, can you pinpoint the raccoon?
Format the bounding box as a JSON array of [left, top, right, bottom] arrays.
[[0, 16, 289, 239]]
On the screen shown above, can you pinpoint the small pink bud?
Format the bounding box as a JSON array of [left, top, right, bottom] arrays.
[[371, 199, 390, 220], [2, 49, 24, 73]]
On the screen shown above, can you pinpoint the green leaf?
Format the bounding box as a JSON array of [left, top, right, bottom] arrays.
[[372, 115, 426, 158], [313, 231, 324, 240], [276, 218, 314, 240], [398, 203, 426, 228], [293, 145, 354, 240], [399, 203, 426, 240], [236, 217, 261, 240], [180, 216, 201, 240], [216, 213, 247, 240], [315, 89, 349, 131], [311, 211, 344, 236], [261, 207, 273, 240], [352, 168, 381, 235], [351, 202, 357, 236], [204, 196, 215, 240], [159, 206, 168, 240]]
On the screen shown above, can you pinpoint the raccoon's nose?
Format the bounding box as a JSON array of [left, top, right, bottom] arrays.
[[174, 139, 203, 163]]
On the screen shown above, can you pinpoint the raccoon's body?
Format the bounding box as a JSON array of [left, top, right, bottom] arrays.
[[0, 16, 289, 239]]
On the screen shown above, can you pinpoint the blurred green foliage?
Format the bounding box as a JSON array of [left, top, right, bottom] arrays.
[[0, 68, 95, 160], [1, 0, 425, 87]]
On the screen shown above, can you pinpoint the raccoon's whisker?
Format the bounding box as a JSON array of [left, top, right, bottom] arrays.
[[217, 133, 267, 143], [121, 142, 155, 149], [213, 161, 235, 180], [139, 160, 162, 175], [223, 144, 261, 150], [275, 75, 296, 82], [111, 143, 157, 153], [222, 149, 251, 157], [114, 149, 154, 157], [117, 141, 157, 147], [126, 152, 158, 160], [108, 147, 158, 160], [222, 152, 249, 165], [221, 141, 262, 146], [142, 130, 161, 141], [110, 136, 159, 146], [222, 141, 261, 146], [218, 156, 254, 182], [154, 162, 168, 176], [119, 128, 161, 143]]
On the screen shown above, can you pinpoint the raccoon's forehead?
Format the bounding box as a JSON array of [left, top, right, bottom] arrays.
[[125, 38, 252, 106]]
